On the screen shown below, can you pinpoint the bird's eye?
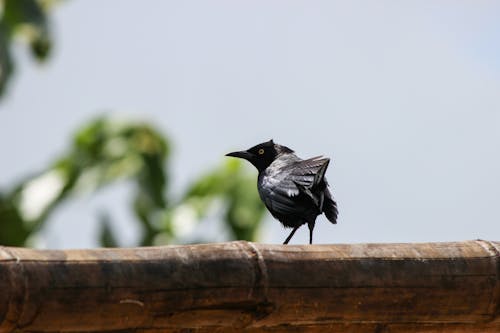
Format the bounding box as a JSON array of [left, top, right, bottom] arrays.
[[258, 148, 265, 155]]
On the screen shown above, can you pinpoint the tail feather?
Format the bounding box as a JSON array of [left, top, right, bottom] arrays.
[[323, 189, 338, 224]]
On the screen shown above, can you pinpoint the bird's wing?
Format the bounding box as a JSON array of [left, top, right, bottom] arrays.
[[260, 183, 308, 219], [261, 157, 331, 216], [281, 156, 330, 191]]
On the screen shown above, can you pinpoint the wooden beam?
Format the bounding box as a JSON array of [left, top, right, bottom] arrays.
[[0, 240, 499, 332]]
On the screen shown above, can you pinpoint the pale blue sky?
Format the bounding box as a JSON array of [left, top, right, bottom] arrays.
[[1, 1, 499, 247]]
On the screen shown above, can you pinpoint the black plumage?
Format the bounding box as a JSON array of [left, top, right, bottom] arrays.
[[226, 140, 338, 244]]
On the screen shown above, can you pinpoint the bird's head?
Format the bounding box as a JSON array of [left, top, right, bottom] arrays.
[[225, 139, 294, 172]]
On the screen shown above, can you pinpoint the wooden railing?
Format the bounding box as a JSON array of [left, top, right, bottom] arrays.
[[1, 240, 499, 332]]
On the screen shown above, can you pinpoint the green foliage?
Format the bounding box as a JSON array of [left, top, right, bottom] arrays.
[[0, 0, 53, 98], [0, 116, 266, 247], [62, 117, 170, 245], [0, 1, 266, 247], [184, 159, 265, 241], [0, 193, 30, 245], [98, 211, 119, 248]]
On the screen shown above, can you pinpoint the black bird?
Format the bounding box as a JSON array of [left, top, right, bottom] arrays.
[[226, 140, 338, 244]]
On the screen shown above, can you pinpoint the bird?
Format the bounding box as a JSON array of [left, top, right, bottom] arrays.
[[226, 139, 338, 244]]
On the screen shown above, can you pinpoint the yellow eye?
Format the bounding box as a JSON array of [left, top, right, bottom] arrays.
[[258, 148, 265, 155]]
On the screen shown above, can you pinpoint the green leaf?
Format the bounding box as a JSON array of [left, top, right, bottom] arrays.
[[98, 211, 119, 248], [180, 159, 266, 242], [3, 0, 52, 61], [0, 21, 14, 97], [0, 193, 31, 246], [0, 0, 54, 99], [0, 115, 266, 247]]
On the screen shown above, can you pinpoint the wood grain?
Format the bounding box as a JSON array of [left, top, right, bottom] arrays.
[[0, 240, 498, 332]]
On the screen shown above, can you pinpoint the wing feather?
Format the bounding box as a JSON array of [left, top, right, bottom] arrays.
[[259, 156, 331, 218], [274, 156, 330, 196]]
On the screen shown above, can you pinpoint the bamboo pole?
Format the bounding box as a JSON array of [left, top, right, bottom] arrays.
[[0, 240, 499, 332]]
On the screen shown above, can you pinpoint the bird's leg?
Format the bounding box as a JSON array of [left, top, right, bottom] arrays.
[[307, 221, 315, 244], [283, 226, 300, 245]]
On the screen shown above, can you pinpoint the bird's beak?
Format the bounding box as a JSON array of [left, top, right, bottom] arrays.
[[225, 150, 253, 161]]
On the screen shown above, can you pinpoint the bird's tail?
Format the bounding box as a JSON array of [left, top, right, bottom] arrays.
[[323, 189, 338, 224]]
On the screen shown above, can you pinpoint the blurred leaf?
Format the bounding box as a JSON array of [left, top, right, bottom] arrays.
[[0, 0, 54, 99], [0, 115, 266, 247], [98, 211, 119, 248], [0, 21, 14, 96], [181, 159, 266, 241], [0, 0, 267, 246], [0, 193, 30, 246], [0, 116, 171, 246], [3, 0, 52, 60]]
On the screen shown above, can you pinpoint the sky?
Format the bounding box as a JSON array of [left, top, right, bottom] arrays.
[[0, 1, 499, 248]]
